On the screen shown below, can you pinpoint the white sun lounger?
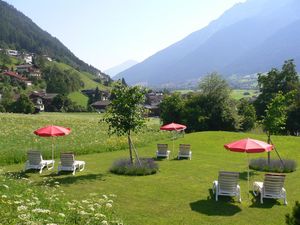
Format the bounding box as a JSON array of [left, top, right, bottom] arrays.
[[58, 153, 85, 175], [24, 150, 54, 174], [253, 173, 287, 205], [213, 171, 241, 202], [156, 144, 171, 159], [178, 144, 192, 160]]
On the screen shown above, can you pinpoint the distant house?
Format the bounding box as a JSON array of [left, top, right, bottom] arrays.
[[16, 64, 41, 78], [2, 71, 32, 86], [144, 92, 164, 117], [81, 89, 110, 101], [90, 100, 111, 112], [7, 49, 19, 56], [29, 91, 58, 112], [23, 54, 33, 64]]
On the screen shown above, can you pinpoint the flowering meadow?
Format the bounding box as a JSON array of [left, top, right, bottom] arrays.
[[0, 168, 122, 225], [0, 113, 168, 165]]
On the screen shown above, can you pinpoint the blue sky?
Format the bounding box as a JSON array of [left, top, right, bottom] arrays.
[[6, 0, 245, 71]]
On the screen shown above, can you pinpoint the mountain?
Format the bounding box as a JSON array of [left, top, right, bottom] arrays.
[[0, 0, 110, 81], [104, 60, 138, 78], [116, 0, 300, 87]]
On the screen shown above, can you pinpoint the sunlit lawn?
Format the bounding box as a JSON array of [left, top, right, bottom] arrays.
[[3, 129, 300, 225]]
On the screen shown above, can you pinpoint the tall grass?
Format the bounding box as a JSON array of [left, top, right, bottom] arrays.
[[0, 113, 168, 165]]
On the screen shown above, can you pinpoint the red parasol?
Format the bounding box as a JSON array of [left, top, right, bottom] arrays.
[[34, 125, 71, 137], [160, 122, 187, 131], [224, 138, 273, 153], [34, 125, 71, 162]]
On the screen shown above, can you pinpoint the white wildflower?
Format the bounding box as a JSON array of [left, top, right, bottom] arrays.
[[14, 200, 23, 204], [1, 194, 7, 198], [89, 206, 95, 211], [54, 181, 59, 184], [18, 214, 30, 220], [101, 220, 108, 225], [32, 208, 50, 214], [58, 213, 65, 217], [109, 194, 117, 197], [107, 199, 113, 203], [79, 210, 89, 215], [106, 203, 112, 208], [102, 194, 108, 199], [2, 184, 9, 189], [46, 223, 58, 225], [17, 205, 28, 211], [82, 200, 89, 204], [95, 213, 106, 218]]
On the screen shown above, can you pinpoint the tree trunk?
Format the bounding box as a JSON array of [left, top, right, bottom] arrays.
[[267, 133, 271, 166], [128, 131, 133, 164]]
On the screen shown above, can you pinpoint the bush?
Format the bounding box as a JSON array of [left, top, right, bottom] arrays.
[[110, 158, 159, 176], [286, 201, 300, 225], [249, 158, 297, 173]]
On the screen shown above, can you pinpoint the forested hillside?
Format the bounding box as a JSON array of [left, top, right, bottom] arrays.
[[0, 0, 110, 81]]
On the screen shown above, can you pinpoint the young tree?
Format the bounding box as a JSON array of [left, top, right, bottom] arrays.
[[263, 92, 290, 164], [104, 82, 146, 164]]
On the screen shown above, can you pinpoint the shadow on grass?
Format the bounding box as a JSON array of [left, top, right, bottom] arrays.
[[190, 189, 242, 216], [249, 191, 282, 208], [239, 171, 258, 181], [37, 173, 106, 186], [4, 170, 30, 179]]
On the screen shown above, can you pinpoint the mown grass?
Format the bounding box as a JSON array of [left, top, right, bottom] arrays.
[[1, 113, 300, 225], [0, 113, 168, 165]]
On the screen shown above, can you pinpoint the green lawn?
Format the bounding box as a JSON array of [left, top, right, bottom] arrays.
[[1, 113, 299, 225]]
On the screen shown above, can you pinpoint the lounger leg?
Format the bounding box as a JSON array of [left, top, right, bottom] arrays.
[[260, 193, 263, 204], [39, 165, 45, 174], [283, 189, 287, 205], [237, 185, 241, 202]]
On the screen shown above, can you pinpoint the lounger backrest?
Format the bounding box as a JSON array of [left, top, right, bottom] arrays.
[[263, 173, 286, 195], [157, 144, 168, 154], [179, 144, 191, 155], [60, 153, 75, 167], [27, 151, 42, 165], [218, 171, 239, 193]]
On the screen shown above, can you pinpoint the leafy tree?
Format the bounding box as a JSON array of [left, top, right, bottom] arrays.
[[286, 201, 300, 225], [43, 64, 82, 94], [199, 72, 231, 101], [94, 87, 102, 102], [0, 50, 11, 65], [104, 82, 146, 163], [255, 59, 300, 118], [160, 93, 184, 125], [238, 98, 256, 131], [11, 94, 34, 114]]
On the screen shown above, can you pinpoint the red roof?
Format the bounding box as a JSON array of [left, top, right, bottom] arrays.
[[3, 71, 27, 81]]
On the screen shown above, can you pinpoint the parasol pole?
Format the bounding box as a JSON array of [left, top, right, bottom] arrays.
[[247, 153, 250, 200], [51, 137, 54, 164]]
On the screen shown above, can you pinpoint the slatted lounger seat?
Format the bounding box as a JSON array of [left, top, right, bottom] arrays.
[[156, 144, 171, 159], [58, 153, 85, 175], [253, 173, 287, 205], [178, 144, 192, 160], [213, 171, 241, 202], [24, 150, 54, 174]]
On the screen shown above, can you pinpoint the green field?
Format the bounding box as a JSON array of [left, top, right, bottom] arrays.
[[1, 113, 299, 225], [231, 89, 259, 100]]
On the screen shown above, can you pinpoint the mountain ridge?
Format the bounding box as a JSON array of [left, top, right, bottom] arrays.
[[117, 0, 300, 87]]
